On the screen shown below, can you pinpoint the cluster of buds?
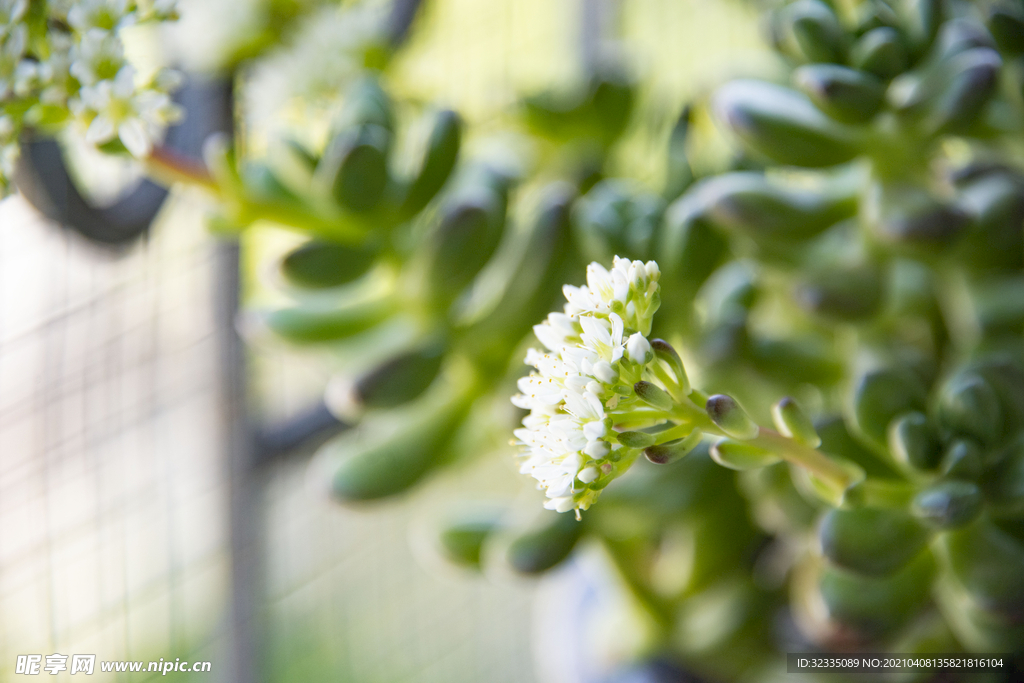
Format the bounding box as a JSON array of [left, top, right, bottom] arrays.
[[0, 0, 181, 192], [512, 257, 661, 514]]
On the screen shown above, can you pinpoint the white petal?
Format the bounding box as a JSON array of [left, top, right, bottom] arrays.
[[119, 119, 151, 157], [533, 323, 563, 351], [591, 360, 618, 384], [583, 421, 606, 441], [85, 115, 115, 144], [544, 497, 575, 513]]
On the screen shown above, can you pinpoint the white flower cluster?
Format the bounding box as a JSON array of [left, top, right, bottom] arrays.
[[0, 0, 180, 192], [512, 257, 661, 515]]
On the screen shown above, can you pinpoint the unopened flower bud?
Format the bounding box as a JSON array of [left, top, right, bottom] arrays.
[[710, 439, 779, 470], [706, 394, 760, 440], [771, 397, 820, 447], [617, 431, 657, 448], [634, 381, 673, 412], [651, 339, 690, 393], [591, 360, 619, 384], [645, 429, 702, 465], [625, 333, 652, 364]]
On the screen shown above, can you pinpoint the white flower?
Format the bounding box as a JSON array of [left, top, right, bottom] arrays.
[[76, 66, 180, 157], [67, 0, 132, 32], [511, 257, 664, 514], [69, 28, 124, 86], [0, 24, 27, 100], [579, 313, 624, 363], [0, 0, 27, 31]]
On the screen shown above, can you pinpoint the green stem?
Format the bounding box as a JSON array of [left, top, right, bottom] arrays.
[[752, 428, 862, 492], [660, 392, 861, 493]]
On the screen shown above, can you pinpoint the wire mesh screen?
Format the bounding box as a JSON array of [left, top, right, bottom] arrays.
[[0, 195, 229, 680]]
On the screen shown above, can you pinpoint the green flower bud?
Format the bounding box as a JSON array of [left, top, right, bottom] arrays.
[[937, 372, 1003, 446], [326, 384, 473, 501], [850, 365, 927, 445], [706, 394, 760, 440], [436, 508, 503, 569], [794, 456, 866, 507], [912, 480, 983, 529], [279, 240, 377, 289], [645, 429, 703, 465], [617, 430, 657, 448], [794, 64, 886, 123], [937, 520, 1024, 618], [819, 507, 931, 576], [851, 27, 909, 80], [941, 439, 985, 481], [772, 397, 821, 448], [634, 381, 674, 412], [321, 125, 390, 213], [651, 339, 690, 394], [263, 296, 396, 344], [353, 341, 446, 410], [710, 439, 779, 470], [400, 109, 462, 217], [713, 80, 863, 168], [888, 411, 941, 471], [924, 48, 1002, 136], [782, 0, 849, 64], [982, 436, 1024, 517], [989, 8, 1024, 56], [506, 511, 585, 574]]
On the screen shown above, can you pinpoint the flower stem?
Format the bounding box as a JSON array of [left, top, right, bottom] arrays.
[[752, 428, 862, 492], [145, 145, 218, 191], [662, 393, 861, 493]]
